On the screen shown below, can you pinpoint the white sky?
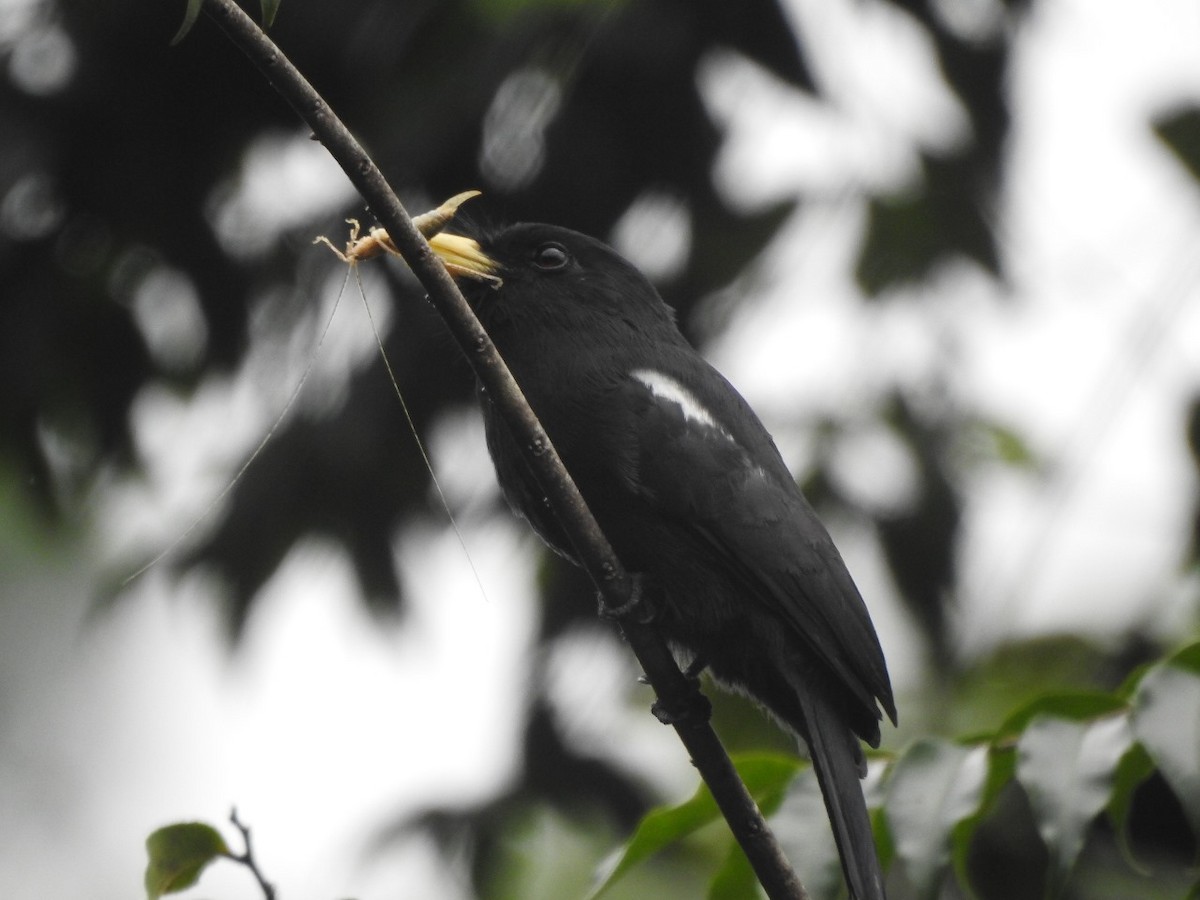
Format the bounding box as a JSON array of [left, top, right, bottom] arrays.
[[3, 1, 1200, 898]]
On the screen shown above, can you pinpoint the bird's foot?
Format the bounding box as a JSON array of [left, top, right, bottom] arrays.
[[597, 572, 658, 624], [651, 655, 710, 724], [651, 681, 712, 727]]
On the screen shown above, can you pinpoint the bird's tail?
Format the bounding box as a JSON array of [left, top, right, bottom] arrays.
[[795, 688, 886, 900]]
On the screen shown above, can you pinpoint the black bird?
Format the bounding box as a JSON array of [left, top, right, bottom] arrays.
[[430, 222, 896, 899]]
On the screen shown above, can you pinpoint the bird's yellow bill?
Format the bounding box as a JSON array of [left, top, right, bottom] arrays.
[[428, 233, 499, 282]]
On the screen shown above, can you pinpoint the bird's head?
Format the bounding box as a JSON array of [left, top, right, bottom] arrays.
[[429, 222, 678, 341]]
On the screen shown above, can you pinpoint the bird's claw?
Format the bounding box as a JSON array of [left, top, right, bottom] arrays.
[[597, 572, 657, 624], [651, 683, 712, 727]]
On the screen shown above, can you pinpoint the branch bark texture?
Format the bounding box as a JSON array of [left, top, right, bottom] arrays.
[[198, 2, 808, 897]]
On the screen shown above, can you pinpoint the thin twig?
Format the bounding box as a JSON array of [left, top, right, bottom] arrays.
[[227, 808, 277, 900], [196, 3, 807, 897]]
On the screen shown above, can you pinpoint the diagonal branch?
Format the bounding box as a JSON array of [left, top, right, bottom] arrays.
[[197, 2, 808, 897]]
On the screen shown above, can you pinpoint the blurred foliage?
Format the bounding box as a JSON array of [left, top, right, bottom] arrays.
[[520, 641, 1200, 899], [147, 640, 1200, 898], [3, 0, 1199, 898], [1156, 107, 1200, 186]]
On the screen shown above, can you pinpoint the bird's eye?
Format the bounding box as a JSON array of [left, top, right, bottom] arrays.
[[532, 242, 569, 271]]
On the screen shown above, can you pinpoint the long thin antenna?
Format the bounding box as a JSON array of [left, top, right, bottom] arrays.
[[121, 267, 352, 586], [354, 266, 491, 603]]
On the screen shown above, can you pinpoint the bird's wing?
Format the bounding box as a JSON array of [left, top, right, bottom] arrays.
[[617, 361, 895, 727]]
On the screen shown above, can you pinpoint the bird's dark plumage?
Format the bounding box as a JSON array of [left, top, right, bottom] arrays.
[[431, 221, 896, 899]]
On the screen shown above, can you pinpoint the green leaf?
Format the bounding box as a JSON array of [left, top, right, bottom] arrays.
[[1167, 640, 1200, 674], [872, 801, 897, 876], [949, 637, 1116, 739], [760, 766, 845, 900], [170, 0, 204, 45], [963, 419, 1039, 469], [707, 840, 756, 900], [705, 755, 805, 900], [1015, 713, 1134, 896], [144, 822, 229, 900], [980, 743, 1016, 809], [1107, 742, 1157, 873], [1116, 660, 1159, 700], [260, 0, 281, 28], [587, 753, 802, 900], [951, 740, 1022, 896], [1132, 657, 1200, 842], [1154, 107, 1200, 184], [738, 754, 806, 819], [998, 691, 1128, 738], [885, 738, 988, 899]]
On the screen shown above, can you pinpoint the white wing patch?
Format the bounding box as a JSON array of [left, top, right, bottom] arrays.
[[631, 368, 732, 439]]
